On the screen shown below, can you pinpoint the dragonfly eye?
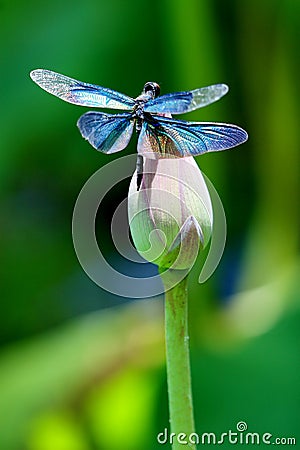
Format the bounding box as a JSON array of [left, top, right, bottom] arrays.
[[143, 82, 160, 98]]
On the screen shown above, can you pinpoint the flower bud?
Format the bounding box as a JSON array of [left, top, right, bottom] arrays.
[[128, 157, 212, 271]]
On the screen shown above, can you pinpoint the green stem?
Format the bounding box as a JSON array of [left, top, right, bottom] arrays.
[[163, 275, 196, 449]]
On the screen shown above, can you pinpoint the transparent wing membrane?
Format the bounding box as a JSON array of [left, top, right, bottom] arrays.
[[138, 115, 248, 158], [77, 112, 134, 153], [30, 69, 135, 110], [144, 84, 228, 114]]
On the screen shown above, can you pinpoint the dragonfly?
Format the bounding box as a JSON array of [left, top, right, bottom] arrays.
[[30, 69, 248, 188]]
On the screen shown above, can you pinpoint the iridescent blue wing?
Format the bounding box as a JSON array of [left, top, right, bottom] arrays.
[[138, 115, 248, 158], [30, 69, 135, 110], [144, 84, 228, 114], [77, 112, 134, 153]]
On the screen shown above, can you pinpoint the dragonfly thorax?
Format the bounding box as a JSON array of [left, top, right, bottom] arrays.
[[133, 102, 146, 132], [132, 101, 144, 122], [133, 82, 160, 124]]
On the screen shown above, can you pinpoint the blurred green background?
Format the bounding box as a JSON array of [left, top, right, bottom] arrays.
[[1, 0, 299, 449]]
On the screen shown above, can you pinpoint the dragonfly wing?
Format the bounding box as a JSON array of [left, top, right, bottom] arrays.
[[144, 84, 228, 114], [30, 69, 135, 110], [138, 115, 248, 158], [137, 120, 181, 159], [77, 112, 134, 153]]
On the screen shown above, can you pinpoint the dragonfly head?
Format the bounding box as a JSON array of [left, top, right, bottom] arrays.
[[143, 82, 160, 99]]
